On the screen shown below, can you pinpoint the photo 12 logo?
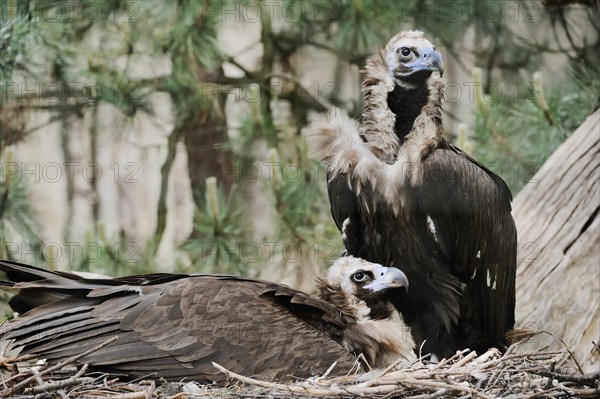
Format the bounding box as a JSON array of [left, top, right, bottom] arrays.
[[1, 1, 139, 23], [2, 240, 140, 264], [0, 81, 142, 105], [1, 162, 140, 184], [199, 241, 343, 264]]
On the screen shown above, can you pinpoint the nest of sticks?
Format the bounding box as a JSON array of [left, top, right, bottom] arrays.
[[1, 336, 598, 398]]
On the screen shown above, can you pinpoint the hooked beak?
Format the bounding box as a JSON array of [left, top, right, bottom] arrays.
[[406, 48, 444, 77], [363, 267, 409, 292]]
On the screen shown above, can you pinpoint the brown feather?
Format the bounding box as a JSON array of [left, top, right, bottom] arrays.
[[1, 258, 413, 382], [308, 30, 516, 359]]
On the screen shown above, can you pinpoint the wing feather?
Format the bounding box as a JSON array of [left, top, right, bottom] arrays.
[[418, 146, 517, 345], [1, 262, 357, 383], [328, 171, 367, 257]]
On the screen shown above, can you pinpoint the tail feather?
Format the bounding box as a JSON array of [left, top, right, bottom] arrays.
[[0, 260, 63, 283], [0, 260, 99, 314]]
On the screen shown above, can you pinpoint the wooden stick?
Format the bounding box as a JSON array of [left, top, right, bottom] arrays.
[[356, 356, 411, 389], [212, 362, 345, 397], [536, 369, 600, 385], [0, 335, 118, 398], [537, 330, 585, 374], [212, 362, 494, 399], [449, 351, 478, 369], [28, 377, 95, 394], [438, 349, 470, 367], [3, 353, 37, 364], [110, 392, 149, 399], [74, 363, 89, 379], [482, 344, 515, 389], [30, 367, 44, 386]]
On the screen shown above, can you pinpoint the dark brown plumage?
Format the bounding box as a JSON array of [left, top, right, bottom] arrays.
[[0, 257, 412, 383], [308, 30, 516, 360]]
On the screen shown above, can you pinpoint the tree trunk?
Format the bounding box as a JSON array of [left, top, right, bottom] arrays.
[[513, 110, 599, 372]]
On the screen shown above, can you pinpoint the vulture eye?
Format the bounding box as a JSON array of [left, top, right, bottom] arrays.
[[352, 272, 368, 283], [399, 47, 411, 57]]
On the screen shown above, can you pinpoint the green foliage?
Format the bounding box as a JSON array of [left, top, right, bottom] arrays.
[[270, 149, 318, 237], [166, 0, 224, 70], [265, 140, 344, 268], [93, 72, 153, 117], [0, 152, 41, 261], [183, 178, 250, 274], [471, 63, 599, 193], [332, 0, 382, 56], [0, 0, 597, 278], [73, 226, 161, 277]]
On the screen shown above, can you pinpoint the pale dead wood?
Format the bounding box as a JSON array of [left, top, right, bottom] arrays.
[[73, 364, 89, 379], [111, 381, 156, 399], [212, 362, 349, 397], [448, 351, 478, 369], [28, 376, 95, 394], [482, 344, 515, 389], [26, 365, 90, 396], [0, 340, 597, 397], [30, 367, 44, 386], [2, 353, 37, 364], [210, 345, 597, 399], [110, 391, 150, 399], [0, 335, 119, 397], [514, 110, 600, 373], [537, 369, 600, 384], [437, 349, 471, 367]]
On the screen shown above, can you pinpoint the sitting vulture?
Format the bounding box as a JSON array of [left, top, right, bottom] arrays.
[[308, 30, 517, 360], [0, 257, 413, 383]]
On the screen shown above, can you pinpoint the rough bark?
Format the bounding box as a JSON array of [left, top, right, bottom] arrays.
[[513, 110, 599, 372]]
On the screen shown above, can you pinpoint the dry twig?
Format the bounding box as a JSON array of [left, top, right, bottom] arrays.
[[0, 335, 118, 398], [0, 341, 597, 399]]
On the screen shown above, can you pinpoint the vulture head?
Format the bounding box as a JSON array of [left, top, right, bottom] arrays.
[[322, 256, 409, 320], [318, 256, 414, 367], [355, 29, 446, 153], [384, 30, 444, 89]]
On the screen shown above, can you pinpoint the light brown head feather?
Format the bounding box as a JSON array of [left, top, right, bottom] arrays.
[[384, 30, 433, 59], [317, 257, 416, 368], [360, 49, 400, 163], [306, 109, 366, 178], [384, 30, 439, 88], [307, 30, 446, 216]]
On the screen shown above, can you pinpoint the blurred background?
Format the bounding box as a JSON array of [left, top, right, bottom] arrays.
[[0, 0, 598, 294]]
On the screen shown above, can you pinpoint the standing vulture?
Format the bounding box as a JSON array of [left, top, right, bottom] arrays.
[[308, 30, 517, 360], [0, 257, 412, 383]]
